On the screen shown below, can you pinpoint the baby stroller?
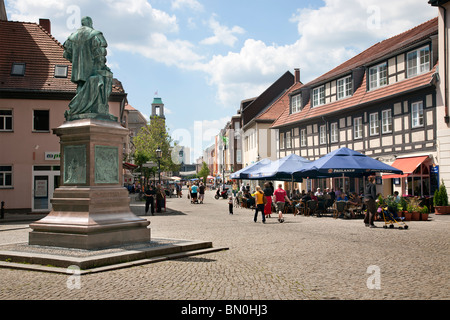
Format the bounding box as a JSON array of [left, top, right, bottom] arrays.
[[378, 205, 409, 230]]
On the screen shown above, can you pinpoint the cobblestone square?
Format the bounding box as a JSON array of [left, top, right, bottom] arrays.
[[0, 189, 449, 301]]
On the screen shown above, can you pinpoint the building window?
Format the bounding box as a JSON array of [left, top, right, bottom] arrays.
[[54, 65, 68, 78], [407, 46, 430, 78], [330, 122, 338, 143], [312, 86, 325, 107], [412, 101, 424, 128], [280, 132, 285, 149], [291, 94, 302, 114], [369, 62, 387, 90], [286, 131, 291, 149], [11, 63, 26, 76], [381, 109, 392, 133], [369, 113, 379, 136], [300, 129, 306, 147], [33, 110, 50, 132], [0, 166, 13, 187], [0, 110, 13, 131], [319, 125, 327, 144], [337, 76, 352, 100], [354, 117, 362, 139]]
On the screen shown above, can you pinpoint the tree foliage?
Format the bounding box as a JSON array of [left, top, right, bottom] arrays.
[[133, 116, 180, 178], [198, 161, 210, 182]]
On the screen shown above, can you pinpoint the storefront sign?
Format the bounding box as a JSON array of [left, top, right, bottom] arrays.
[[45, 152, 61, 161]]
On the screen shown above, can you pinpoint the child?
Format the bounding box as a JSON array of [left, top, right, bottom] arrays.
[[228, 196, 233, 215]]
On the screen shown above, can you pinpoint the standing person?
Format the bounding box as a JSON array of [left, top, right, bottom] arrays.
[[144, 184, 156, 216], [198, 182, 205, 204], [263, 182, 274, 218], [364, 175, 377, 228], [191, 182, 198, 203], [228, 196, 233, 215], [156, 183, 164, 213], [274, 184, 292, 223], [253, 186, 266, 223], [232, 182, 238, 198]]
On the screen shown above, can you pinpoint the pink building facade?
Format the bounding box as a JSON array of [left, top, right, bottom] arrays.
[[0, 16, 127, 212]]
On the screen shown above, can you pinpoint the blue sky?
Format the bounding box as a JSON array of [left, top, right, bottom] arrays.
[[5, 0, 437, 161]]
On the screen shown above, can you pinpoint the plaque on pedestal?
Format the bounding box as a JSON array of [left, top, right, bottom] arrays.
[[29, 119, 151, 250]]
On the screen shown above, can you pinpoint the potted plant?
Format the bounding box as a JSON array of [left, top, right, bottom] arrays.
[[398, 197, 408, 218], [420, 205, 429, 221], [404, 203, 413, 221], [434, 180, 450, 215]]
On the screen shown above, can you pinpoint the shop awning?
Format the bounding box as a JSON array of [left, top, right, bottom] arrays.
[[123, 162, 138, 170], [382, 156, 429, 179]]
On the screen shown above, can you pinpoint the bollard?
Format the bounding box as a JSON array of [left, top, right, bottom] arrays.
[[1, 201, 4, 219]]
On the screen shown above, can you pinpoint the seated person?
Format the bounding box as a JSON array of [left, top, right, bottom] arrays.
[[346, 192, 362, 218], [310, 191, 318, 202], [337, 192, 348, 201], [243, 189, 255, 208]]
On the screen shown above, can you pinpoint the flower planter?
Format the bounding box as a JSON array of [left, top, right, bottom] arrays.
[[434, 206, 450, 215], [403, 212, 412, 221], [411, 211, 420, 221], [420, 213, 429, 221]]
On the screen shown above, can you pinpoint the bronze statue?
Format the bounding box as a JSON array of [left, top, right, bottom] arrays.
[[63, 16, 117, 121]]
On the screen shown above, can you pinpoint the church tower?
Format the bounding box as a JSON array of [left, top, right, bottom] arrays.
[[150, 97, 165, 122]]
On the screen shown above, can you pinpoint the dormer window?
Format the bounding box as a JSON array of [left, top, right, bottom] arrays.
[[54, 65, 68, 78], [369, 62, 387, 90], [407, 46, 430, 78], [11, 63, 26, 76], [312, 86, 325, 107], [337, 75, 352, 99], [291, 94, 302, 114]]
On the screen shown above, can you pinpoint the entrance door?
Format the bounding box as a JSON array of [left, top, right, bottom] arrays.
[[32, 166, 60, 212]]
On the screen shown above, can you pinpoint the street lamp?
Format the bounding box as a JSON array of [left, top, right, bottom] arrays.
[[156, 147, 162, 184]]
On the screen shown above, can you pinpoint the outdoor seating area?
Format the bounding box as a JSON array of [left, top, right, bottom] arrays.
[[230, 147, 408, 220]]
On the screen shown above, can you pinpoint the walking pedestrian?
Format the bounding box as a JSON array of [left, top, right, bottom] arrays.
[[191, 182, 198, 203], [364, 175, 377, 228], [144, 184, 155, 215], [253, 186, 266, 223], [198, 182, 205, 204], [274, 184, 291, 223], [263, 182, 273, 218]]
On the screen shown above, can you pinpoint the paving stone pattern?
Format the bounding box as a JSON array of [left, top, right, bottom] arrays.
[[0, 188, 449, 300]]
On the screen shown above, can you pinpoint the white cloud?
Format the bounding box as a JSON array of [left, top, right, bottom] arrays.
[[114, 32, 203, 67], [191, 0, 436, 109], [200, 14, 245, 47], [171, 0, 204, 12]]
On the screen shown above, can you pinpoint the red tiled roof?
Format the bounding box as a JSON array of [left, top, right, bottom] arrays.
[[307, 17, 438, 87], [271, 17, 438, 129], [272, 64, 436, 128], [0, 20, 123, 94]]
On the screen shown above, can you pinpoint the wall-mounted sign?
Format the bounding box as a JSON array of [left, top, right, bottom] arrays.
[[45, 152, 61, 161]]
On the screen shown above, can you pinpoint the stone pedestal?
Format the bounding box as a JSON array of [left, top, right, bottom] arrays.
[[29, 119, 150, 250]]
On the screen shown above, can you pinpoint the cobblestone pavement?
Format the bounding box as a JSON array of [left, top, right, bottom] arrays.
[[0, 189, 449, 300]]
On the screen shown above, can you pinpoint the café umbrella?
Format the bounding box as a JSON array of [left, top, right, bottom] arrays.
[[230, 158, 272, 179], [292, 147, 403, 179], [249, 153, 311, 181]]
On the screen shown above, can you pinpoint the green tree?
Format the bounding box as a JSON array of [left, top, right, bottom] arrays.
[[133, 117, 180, 183], [198, 161, 210, 183]]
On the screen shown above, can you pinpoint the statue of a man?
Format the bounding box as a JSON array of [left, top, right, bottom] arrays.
[[63, 17, 117, 121]]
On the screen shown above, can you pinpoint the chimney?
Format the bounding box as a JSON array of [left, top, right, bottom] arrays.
[[39, 18, 51, 34], [0, 0, 7, 21], [294, 68, 300, 83]]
